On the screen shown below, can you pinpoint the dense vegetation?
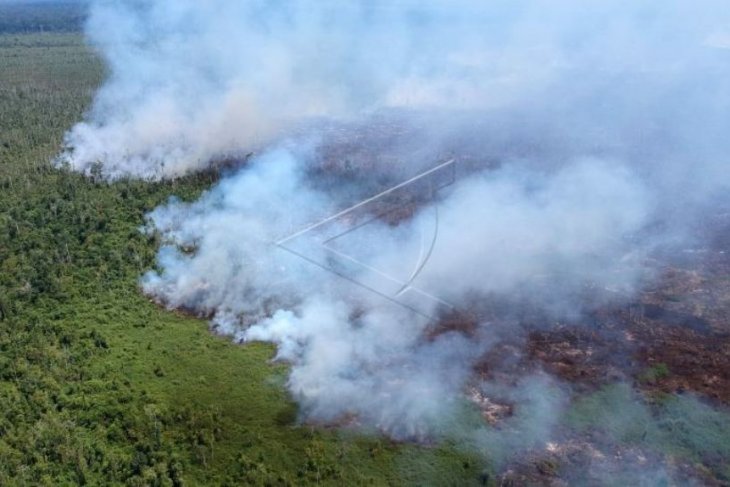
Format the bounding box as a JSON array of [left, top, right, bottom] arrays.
[[0, 26, 486, 487], [3, 5, 730, 486]]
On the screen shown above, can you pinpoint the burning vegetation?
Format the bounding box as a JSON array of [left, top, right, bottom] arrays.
[[45, 0, 730, 484]]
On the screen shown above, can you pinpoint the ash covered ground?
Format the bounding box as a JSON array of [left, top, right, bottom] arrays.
[[261, 118, 730, 485], [59, 1, 730, 484]]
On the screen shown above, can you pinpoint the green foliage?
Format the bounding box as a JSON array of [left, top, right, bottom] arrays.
[[566, 383, 656, 443], [0, 30, 485, 486], [638, 363, 671, 385], [566, 383, 730, 475]]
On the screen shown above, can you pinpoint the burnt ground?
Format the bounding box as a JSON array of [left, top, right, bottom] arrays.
[[211, 121, 730, 484], [468, 217, 730, 485], [526, 266, 730, 402], [524, 237, 730, 402], [313, 137, 730, 483]]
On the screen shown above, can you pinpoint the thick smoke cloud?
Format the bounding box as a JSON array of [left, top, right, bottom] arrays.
[[59, 0, 730, 184], [63, 0, 730, 476], [60, 0, 518, 177], [142, 147, 645, 438]]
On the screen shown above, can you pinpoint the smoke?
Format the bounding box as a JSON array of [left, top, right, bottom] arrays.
[[470, 374, 568, 466], [59, 0, 523, 178], [62, 0, 730, 478], [141, 146, 651, 439], [562, 383, 730, 486], [59, 0, 730, 184]]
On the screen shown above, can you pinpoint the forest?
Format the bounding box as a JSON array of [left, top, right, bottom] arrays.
[[2, 2, 730, 486], [0, 4, 487, 485]]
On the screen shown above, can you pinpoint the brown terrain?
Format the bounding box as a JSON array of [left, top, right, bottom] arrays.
[[475, 217, 730, 485], [221, 120, 730, 484], [314, 121, 729, 407]]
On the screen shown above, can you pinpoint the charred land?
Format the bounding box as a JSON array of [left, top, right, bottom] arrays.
[[1, 2, 730, 486]]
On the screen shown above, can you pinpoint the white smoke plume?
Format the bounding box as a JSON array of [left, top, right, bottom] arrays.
[[60, 0, 521, 178], [64, 0, 730, 465], [141, 147, 646, 437], [59, 0, 730, 183]]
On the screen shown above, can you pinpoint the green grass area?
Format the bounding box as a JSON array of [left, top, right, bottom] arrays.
[[637, 363, 671, 385], [0, 32, 487, 486]]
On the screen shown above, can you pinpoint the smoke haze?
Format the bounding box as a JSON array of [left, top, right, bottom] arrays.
[[61, 0, 730, 481]]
